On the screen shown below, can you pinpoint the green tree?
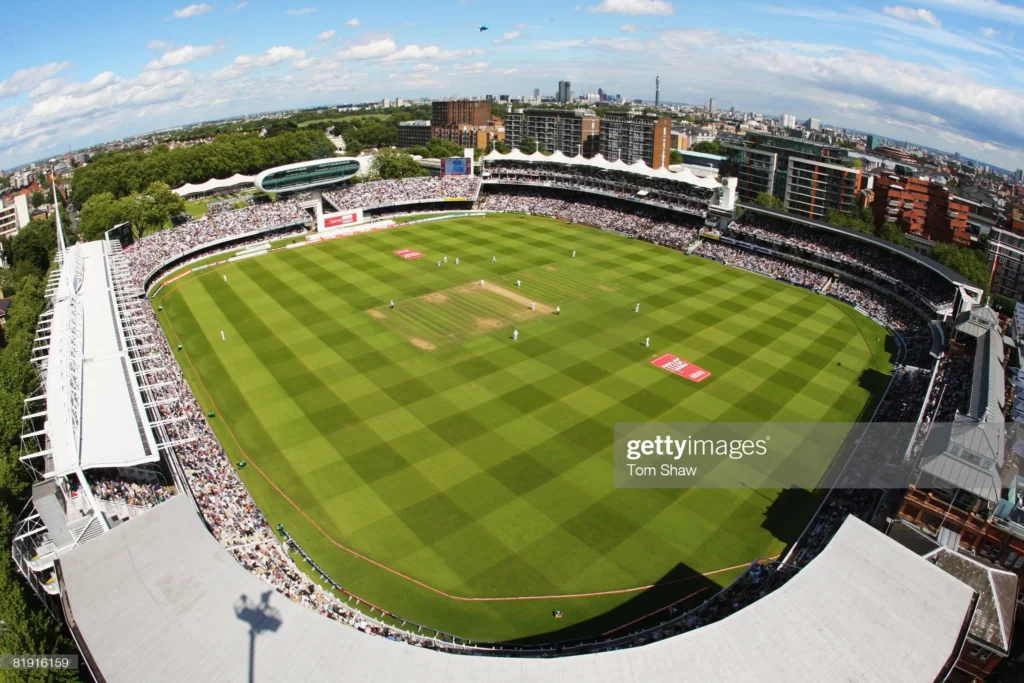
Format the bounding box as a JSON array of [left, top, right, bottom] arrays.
[[824, 207, 875, 234], [670, 150, 684, 165], [29, 191, 44, 209], [851, 158, 863, 169], [79, 192, 127, 242], [0, 175, 9, 189], [878, 224, 911, 247], [519, 136, 540, 154], [752, 192, 784, 211], [407, 138, 465, 159], [990, 294, 1016, 316], [931, 243, 992, 291], [690, 140, 722, 155], [493, 140, 510, 154], [369, 148, 428, 180]]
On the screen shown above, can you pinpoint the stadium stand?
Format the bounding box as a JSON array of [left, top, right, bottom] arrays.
[[324, 176, 481, 212], [15, 170, 1011, 680]]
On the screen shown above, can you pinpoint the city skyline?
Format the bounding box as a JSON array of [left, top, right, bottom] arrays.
[[3, 0, 1024, 169]]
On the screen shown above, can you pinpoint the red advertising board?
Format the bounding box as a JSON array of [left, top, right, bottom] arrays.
[[324, 212, 360, 228], [393, 249, 425, 260], [650, 353, 711, 383]]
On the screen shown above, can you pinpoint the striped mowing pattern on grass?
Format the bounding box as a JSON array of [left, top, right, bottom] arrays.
[[155, 214, 892, 642]]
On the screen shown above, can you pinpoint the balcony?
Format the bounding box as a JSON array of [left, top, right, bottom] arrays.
[[949, 211, 959, 219], [903, 202, 915, 210], [887, 207, 899, 215], [886, 216, 897, 223]]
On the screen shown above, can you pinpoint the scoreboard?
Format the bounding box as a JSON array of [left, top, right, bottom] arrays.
[[441, 157, 472, 176]]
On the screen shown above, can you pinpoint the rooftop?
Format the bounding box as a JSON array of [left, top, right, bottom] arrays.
[[59, 505, 976, 683]]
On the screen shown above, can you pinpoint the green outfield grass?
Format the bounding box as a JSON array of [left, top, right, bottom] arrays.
[[152, 215, 893, 642]]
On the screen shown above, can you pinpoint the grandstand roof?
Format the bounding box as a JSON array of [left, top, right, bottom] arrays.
[[172, 173, 255, 198], [928, 549, 1017, 654], [59, 502, 975, 683], [740, 204, 970, 289], [47, 241, 158, 477], [483, 148, 722, 190]]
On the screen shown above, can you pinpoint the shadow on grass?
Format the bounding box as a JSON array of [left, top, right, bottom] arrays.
[[503, 562, 720, 648]]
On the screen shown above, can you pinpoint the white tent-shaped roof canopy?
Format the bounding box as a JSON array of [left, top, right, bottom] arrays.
[[483, 148, 722, 190], [172, 173, 255, 198]]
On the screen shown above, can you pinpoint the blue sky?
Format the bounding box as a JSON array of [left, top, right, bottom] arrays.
[[2, 0, 1024, 170]]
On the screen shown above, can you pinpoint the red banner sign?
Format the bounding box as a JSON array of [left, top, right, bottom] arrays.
[[394, 249, 425, 260], [324, 212, 359, 228], [651, 354, 711, 382]]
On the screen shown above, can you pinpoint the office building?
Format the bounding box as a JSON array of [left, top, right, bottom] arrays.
[[598, 112, 672, 168], [866, 135, 882, 151], [807, 117, 821, 131], [557, 80, 572, 104], [871, 174, 970, 245], [504, 109, 600, 156], [533, 88, 540, 98], [1015, 169, 1023, 183], [0, 194, 31, 239], [431, 99, 491, 127], [781, 114, 796, 129], [708, 97, 717, 114], [396, 120, 433, 149], [655, 76, 660, 107]]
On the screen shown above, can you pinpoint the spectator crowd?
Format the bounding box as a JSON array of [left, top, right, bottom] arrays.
[[122, 201, 309, 290], [325, 176, 480, 211]]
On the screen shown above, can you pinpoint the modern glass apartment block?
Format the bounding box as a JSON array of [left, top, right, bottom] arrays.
[[598, 113, 671, 168], [503, 109, 600, 157], [783, 157, 862, 220], [721, 143, 776, 200], [722, 132, 858, 214], [254, 158, 362, 193], [988, 228, 1024, 299]]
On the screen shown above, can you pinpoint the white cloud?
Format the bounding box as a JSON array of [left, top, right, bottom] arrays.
[[918, 0, 1024, 26], [347, 17, 360, 27], [0, 62, 73, 100], [882, 6, 941, 26], [214, 46, 307, 79], [143, 43, 224, 71], [492, 31, 520, 44], [337, 38, 398, 60], [412, 63, 440, 73], [453, 61, 489, 74], [493, 67, 520, 75], [588, 0, 674, 17], [980, 27, 1000, 38], [317, 29, 335, 40], [574, 4, 581, 11], [147, 39, 171, 51], [227, 1, 247, 10], [620, 23, 636, 32], [286, 7, 316, 15], [172, 4, 214, 19], [515, 22, 530, 29]]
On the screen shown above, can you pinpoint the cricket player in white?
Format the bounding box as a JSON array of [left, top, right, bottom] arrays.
[[455, 257, 459, 265], [517, 280, 521, 287], [572, 250, 576, 258], [513, 329, 519, 341], [556, 305, 560, 315], [635, 303, 640, 313], [221, 330, 225, 341], [443, 256, 448, 264], [223, 275, 227, 282], [645, 337, 650, 347], [480, 280, 485, 287], [437, 260, 441, 267], [389, 300, 394, 309], [492, 256, 497, 263], [531, 301, 535, 311]]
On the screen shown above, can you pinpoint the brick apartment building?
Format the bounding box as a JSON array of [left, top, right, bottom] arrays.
[[872, 174, 971, 245], [396, 120, 432, 149], [598, 112, 672, 169], [430, 100, 502, 150]]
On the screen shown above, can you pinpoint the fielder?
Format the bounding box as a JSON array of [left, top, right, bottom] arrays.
[[491, 256, 497, 263], [517, 279, 521, 288], [513, 329, 519, 341], [455, 257, 459, 265], [480, 279, 485, 287], [645, 337, 650, 347], [443, 256, 448, 264], [531, 301, 536, 311], [572, 250, 576, 258], [223, 274, 228, 282], [221, 330, 225, 341], [437, 260, 441, 267], [555, 305, 561, 315], [635, 303, 640, 313], [389, 300, 395, 309]]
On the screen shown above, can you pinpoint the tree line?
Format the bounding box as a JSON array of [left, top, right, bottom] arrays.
[[70, 129, 336, 206], [0, 214, 82, 681], [78, 182, 186, 242]]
